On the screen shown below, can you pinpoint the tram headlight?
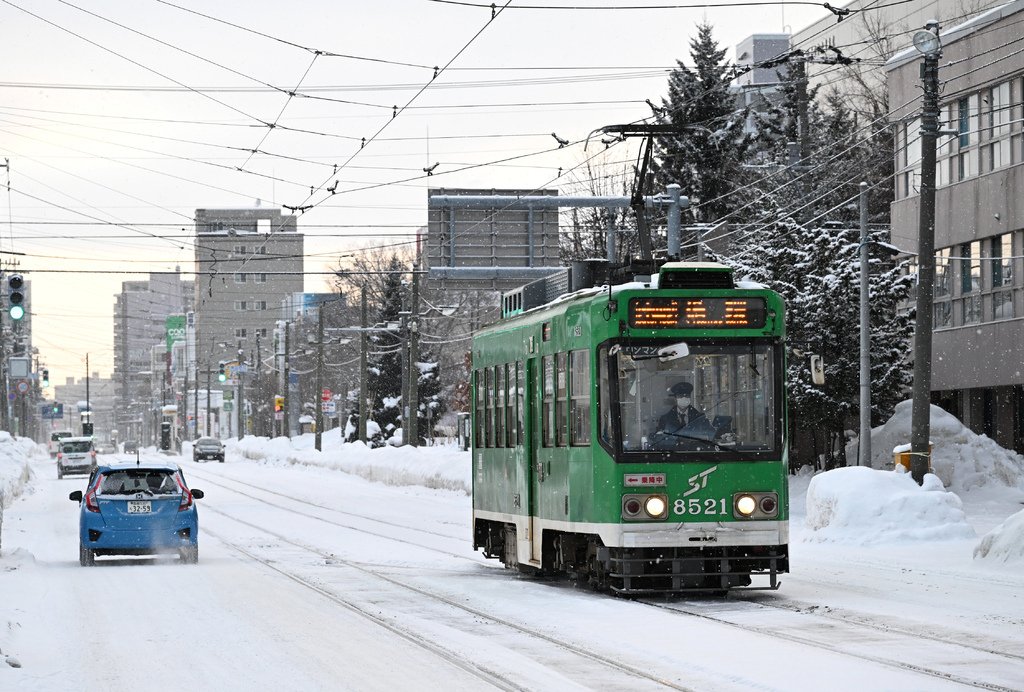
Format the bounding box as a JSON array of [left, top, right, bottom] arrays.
[[622, 494, 669, 521], [732, 492, 780, 519], [735, 494, 757, 517], [644, 495, 668, 519]]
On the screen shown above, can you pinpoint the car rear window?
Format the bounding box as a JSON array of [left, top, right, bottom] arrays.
[[51, 432, 71, 442], [97, 470, 180, 496], [197, 438, 220, 445], [61, 441, 92, 453]]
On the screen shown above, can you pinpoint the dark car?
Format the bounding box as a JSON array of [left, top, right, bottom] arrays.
[[192, 437, 224, 463], [123, 440, 139, 454], [69, 461, 204, 565]]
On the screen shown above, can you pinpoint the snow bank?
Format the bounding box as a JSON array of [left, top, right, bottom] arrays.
[[804, 466, 975, 544], [973, 508, 1024, 563], [224, 427, 471, 494], [0, 434, 42, 552], [850, 400, 1024, 493]]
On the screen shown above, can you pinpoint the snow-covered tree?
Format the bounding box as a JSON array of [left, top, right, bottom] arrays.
[[728, 221, 913, 468], [654, 22, 752, 224]]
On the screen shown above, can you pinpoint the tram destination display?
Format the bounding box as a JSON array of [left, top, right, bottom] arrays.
[[628, 297, 767, 329]]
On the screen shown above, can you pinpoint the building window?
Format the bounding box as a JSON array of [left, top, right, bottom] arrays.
[[233, 245, 246, 254], [957, 95, 979, 181], [960, 241, 981, 324], [987, 82, 1011, 172], [934, 248, 951, 328], [936, 103, 955, 188], [234, 328, 247, 338], [256, 328, 268, 338], [900, 118, 921, 198], [234, 273, 247, 283], [991, 234, 1014, 320], [234, 301, 247, 311], [256, 273, 267, 283]]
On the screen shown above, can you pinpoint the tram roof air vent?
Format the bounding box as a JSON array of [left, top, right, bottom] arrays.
[[658, 262, 734, 290]]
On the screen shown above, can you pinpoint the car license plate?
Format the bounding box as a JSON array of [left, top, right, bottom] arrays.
[[127, 501, 151, 514]]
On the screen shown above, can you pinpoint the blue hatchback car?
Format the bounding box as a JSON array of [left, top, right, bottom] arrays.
[[69, 461, 204, 566]]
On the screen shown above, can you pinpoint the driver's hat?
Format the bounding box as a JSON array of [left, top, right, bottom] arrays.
[[668, 381, 693, 397]]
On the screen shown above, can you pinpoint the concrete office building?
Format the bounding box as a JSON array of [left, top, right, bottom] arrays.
[[888, 0, 1024, 451], [192, 208, 304, 406], [113, 271, 193, 443]]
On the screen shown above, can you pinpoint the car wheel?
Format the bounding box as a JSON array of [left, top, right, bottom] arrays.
[[79, 544, 95, 567], [181, 546, 199, 564], [218, 456, 224, 463]]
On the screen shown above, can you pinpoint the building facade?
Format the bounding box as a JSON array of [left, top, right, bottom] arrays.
[[887, 0, 1024, 451], [112, 271, 193, 443], [53, 372, 115, 441], [192, 208, 304, 432]]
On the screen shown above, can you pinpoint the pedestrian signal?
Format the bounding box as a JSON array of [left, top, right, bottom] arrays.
[[274, 396, 284, 412]]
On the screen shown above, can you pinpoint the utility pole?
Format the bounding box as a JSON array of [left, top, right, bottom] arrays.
[[910, 21, 942, 485], [359, 286, 368, 443], [794, 53, 813, 223], [237, 343, 244, 441], [859, 181, 871, 467], [283, 322, 291, 438], [206, 363, 212, 437], [408, 265, 420, 447], [315, 303, 325, 451], [255, 334, 262, 438]]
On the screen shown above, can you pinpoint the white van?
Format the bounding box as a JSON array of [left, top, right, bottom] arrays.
[[49, 430, 73, 458]]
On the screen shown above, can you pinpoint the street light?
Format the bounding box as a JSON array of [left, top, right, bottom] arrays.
[[909, 20, 942, 485]]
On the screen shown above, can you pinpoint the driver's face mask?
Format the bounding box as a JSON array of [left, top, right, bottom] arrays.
[[676, 397, 691, 408]]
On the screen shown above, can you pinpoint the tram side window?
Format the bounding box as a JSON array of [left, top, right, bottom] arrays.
[[506, 363, 517, 447], [516, 361, 525, 445], [495, 365, 505, 448], [570, 350, 591, 446], [475, 372, 485, 448], [542, 355, 555, 447], [484, 367, 494, 448], [556, 352, 569, 446]]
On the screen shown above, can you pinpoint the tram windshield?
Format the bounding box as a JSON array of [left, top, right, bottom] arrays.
[[602, 339, 780, 458]]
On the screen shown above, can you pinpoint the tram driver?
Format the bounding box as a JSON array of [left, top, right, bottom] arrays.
[[653, 381, 717, 442]]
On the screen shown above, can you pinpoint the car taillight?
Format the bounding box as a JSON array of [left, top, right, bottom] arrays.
[[85, 475, 103, 513], [176, 474, 193, 512]]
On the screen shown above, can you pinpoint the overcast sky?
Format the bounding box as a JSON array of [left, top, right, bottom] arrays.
[[0, 0, 834, 387]]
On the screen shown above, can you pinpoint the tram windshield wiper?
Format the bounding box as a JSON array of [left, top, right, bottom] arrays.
[[654, 430, 725, 451]]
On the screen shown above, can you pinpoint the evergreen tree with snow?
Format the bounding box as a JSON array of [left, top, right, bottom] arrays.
[[728, 221, 913, 468], [654, 22, 752, 224], [366, 254, 406, 443]]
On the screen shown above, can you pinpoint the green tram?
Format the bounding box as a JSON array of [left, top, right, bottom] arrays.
[[471, 261, 789, 594]]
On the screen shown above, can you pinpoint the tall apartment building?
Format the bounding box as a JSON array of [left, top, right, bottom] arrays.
[[113, 270, 194, 442], [887, 0, 1024, 451], [192, 208, 304, 395]]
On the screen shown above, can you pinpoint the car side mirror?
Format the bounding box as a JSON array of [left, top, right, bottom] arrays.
[[69, 490, 83, 502], [191, 489, 204, 499]]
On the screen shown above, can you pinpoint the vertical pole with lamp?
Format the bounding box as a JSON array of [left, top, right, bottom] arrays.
[[909, 21, 942, 485]]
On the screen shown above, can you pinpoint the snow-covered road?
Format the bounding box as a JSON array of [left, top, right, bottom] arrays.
[[2, 442, 1023, 691]]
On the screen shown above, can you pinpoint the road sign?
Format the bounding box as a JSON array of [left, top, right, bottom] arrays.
[[322, 400, 336, 414], [274, 411, 284, 421], [16, 380, 29, 394], [321, 388, 332, 402], [223, 401, 234, 412]]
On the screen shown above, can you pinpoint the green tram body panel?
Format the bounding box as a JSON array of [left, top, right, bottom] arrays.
[[471, 267, 789, 591]]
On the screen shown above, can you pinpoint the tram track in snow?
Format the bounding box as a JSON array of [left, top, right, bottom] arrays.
[[202, 504, 698, 692], [638, 598, 1023, 691]]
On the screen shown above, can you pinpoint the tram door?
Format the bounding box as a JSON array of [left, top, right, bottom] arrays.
[[528, 355, 548, 564]]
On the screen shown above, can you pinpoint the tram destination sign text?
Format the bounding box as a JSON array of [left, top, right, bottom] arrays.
[[628, 297, 767, 329]]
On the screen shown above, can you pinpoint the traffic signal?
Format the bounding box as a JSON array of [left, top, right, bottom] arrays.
[[52, 403, 60, 415], [274, 395, 284, 412], [218, 362, 226, 383], [41, 368, 49, 387], [7, 274, 24, 321]]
